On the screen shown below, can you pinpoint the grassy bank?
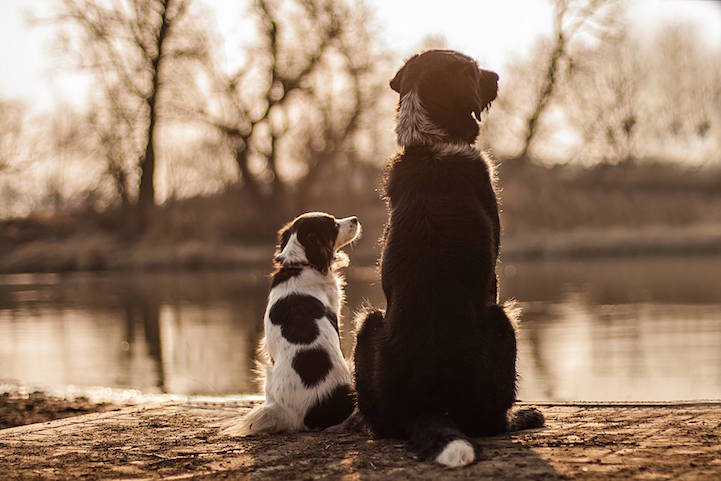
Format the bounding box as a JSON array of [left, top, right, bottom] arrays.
[[2, 159, 720, 273]]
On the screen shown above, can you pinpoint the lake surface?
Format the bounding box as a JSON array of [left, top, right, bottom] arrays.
[[2, 256, 721, 401]]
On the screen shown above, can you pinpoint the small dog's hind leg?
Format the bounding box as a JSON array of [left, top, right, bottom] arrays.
[[323, 407, 366, 433]]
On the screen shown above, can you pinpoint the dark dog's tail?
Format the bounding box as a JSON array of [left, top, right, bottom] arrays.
[[408, 415, 481, 468]]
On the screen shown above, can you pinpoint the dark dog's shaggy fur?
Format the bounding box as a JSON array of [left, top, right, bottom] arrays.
[[353, 50, 543, 467]]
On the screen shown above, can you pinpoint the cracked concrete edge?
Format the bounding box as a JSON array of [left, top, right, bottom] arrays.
[[0, 402, 179, 436], [521, 400, 721, 408], [3, 399, 721, 438]]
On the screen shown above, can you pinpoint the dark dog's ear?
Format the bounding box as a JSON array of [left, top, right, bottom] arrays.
[[390, 64, 406, 93], [474, 69, 499, 121], [390, 53, 421, 94], [274, 223, 293, 264], [304, 232, 333, 274]]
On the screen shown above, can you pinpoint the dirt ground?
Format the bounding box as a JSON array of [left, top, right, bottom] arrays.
[[2, 400, 721, 480], [0, 389, 118, 429]]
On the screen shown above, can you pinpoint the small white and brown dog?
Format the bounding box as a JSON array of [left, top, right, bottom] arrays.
[[222, 212, 361, 436]]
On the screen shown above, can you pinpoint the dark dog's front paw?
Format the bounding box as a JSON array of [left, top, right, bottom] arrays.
[[509, 407, 545, 432]]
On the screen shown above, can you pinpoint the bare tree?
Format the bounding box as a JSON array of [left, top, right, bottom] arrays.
[[196, 0, 342, 200], [0, 99, 27, 173], [294, 3, 393, 201], [517, 0, 619, 159], [647, 23, 719, 156], [53, 0, 209, 228], [194, 0, 390, 207], [85, 96, 137, 207], [0, 99, 31, 217], [562, 28, 644, 164]]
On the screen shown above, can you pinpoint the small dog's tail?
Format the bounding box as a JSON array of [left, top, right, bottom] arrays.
[[221, 403, 290, 437], [408, 415, 481, 468]]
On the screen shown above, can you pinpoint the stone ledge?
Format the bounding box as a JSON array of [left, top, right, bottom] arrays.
[[1, 401, 720, 480]]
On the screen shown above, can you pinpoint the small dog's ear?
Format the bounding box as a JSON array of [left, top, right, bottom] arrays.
[[304, 232, 333, 274], [390, 64, 406, 93], [274, 223, 292, 264]]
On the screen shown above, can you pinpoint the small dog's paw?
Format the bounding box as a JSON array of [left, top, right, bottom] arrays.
[[220, 421, 251, 437]]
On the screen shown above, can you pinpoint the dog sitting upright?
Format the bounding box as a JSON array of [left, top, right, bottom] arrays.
[[223, 212, 361, 436], [353, 50, 544, 468]]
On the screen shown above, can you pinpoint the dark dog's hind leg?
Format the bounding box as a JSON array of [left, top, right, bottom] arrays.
[[483, 304, 545, 433], [353, 308, 384, 430], [460, 304, 545, 436]]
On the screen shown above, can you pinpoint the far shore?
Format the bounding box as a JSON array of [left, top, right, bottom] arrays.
[[2, 223, 721, 274]]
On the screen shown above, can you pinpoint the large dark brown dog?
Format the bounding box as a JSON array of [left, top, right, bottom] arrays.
[[353, 50, 543, 468]]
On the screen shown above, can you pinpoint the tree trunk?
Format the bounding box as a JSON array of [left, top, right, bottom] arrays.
[[136, 0, 171, 231], [519, 32, 566, 160], [234, 146, 262, 200]]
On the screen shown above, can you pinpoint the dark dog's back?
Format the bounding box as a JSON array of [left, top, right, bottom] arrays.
[[382, 145, 499, 307], [356, 145, 511, 434]]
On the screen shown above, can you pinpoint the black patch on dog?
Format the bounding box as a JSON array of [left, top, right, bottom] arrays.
[[269, 294, 338, 344], [270, 266, 303, 288], [275, 213, 339, 273], [269, 294, 324, 345], [304, 384, 355, 430], [292, 348, 333, 388]]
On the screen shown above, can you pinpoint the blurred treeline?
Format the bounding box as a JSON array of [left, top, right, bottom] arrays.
[[1, 0, 720, 272]]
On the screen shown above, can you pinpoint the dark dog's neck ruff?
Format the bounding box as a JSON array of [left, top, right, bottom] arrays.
[[404, 143, 480, 160], [395, 90, 478, 157]]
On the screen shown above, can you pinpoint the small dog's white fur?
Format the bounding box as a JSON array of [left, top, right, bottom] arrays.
[[222, 216, 360, 436], [435, 439, 476, 468], [277, 232, 307, 264]]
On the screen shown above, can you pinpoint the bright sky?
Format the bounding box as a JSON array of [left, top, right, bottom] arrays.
[[0, 0, 720, 114]]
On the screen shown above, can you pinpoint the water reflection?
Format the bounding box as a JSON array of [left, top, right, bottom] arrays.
[[1, 256, 721, 400]]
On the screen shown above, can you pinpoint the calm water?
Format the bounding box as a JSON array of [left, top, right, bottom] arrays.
[[1, 256, 721, 401]]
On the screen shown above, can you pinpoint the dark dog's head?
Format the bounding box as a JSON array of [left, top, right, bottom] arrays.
[[275, 212, 361, 274], [390, 49, 498, 146]]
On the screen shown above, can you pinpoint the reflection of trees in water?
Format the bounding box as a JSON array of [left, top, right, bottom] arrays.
[[120, 291, 164, 391], [521, 305, 557, 400], [141, 301, 164, 391], [114, 274, 270, 394], [4, 266, 721, 397], [592, 304, 643, 382]]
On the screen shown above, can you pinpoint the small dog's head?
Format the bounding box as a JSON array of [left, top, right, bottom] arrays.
[[275, 212, 361, 274], [390, 49, 498, 146]]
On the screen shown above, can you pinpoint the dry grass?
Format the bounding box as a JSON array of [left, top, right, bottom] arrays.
[[2, 159, 721, 273]]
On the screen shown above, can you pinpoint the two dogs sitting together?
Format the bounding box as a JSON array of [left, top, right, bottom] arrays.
[[222, 50, 544, 468]]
